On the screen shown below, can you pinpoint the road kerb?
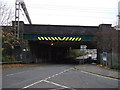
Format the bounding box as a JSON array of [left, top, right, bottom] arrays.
[[73, 67, 120, 81]]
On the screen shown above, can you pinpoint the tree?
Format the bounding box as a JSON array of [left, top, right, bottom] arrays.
[[2, 29, 21, 62], [0, 1, 22, 62], [97, 24, 119, 69], [0, 0, 14, 26]]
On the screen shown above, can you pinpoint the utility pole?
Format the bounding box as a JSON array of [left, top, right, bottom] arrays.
[[14, 0, 32, 39], [116, 1, 120, 30], [15, 0, 20, 38], [118, 1, 120, 28], [14, 0, 32, 63]]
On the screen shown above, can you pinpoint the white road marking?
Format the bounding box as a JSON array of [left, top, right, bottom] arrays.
[[6, 68, 42, 76], [23, 68, 71, 89], [44, 68, 71, 80], [23, 80, 44, 89], [6, 74, 14, 76], [55, 74, 58, 76], [6, 71, 27, 76], [6, 68, 70, 77], [43, 80, 70, 88]]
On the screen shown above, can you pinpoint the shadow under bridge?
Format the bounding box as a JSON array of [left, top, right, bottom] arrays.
[[28, 38, 97, 64]]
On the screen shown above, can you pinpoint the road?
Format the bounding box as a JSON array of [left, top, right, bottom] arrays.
[[2, 64, 119, 89]]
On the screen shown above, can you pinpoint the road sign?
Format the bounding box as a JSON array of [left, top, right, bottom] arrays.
[[80, 45, 87, 64], [102, 52, 107, 61], [80, 45, 87, 51]]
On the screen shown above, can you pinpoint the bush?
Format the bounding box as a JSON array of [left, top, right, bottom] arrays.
[[2, 56, 16, 62], [112, 64, 120, 70], [69, 49, 86, 58]]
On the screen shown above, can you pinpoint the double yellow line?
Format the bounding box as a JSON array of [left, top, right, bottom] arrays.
[[38, 36, 82, 41]]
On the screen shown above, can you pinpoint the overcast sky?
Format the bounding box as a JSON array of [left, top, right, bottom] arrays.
[[2, 0, 120, 26]]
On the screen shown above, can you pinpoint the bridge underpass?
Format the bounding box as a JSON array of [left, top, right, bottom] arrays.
[[16, 22, 99, 64], [27, 39, 97, 64]]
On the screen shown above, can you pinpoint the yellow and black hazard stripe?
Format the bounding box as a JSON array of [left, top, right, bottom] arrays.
[[38, 36, 82, 42]]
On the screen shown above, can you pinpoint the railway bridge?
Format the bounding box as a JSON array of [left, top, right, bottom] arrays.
[[14, 22, 114, 64]]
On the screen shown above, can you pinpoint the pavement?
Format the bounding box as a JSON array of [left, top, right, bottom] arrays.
[[74, 64, 119, 79]]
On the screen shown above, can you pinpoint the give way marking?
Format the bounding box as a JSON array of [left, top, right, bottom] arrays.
[[23, 68, 72, 89]]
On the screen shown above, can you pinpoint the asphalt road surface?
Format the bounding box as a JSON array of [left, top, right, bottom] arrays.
[[2, 64, 119, 89]]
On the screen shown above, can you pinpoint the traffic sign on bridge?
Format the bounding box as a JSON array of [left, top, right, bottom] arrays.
[[23, 34, 96, 42], [38, 36, 82, 41]]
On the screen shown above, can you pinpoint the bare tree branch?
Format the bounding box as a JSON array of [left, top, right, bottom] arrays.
[[0, 1, 14, 26]]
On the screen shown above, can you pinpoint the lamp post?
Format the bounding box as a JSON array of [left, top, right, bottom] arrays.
[[23, 48, 29, 63], [23, 48, 26, 63]]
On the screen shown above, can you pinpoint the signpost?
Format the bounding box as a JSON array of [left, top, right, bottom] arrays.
[[102, 52, 107, 66], [80, 45, 87, 64]]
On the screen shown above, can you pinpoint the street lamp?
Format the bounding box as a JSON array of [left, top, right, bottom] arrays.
[[23, 48, 27, 63], [23, 48, 26, 52]]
